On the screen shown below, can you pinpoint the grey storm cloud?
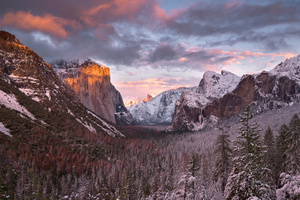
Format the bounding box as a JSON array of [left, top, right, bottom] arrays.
[[149, 44, 182, 63], [0, 0, 299, 69], [164, 1, 300, 37]]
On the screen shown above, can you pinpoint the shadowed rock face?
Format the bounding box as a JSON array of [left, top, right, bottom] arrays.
[[53, 60, 129, 124]]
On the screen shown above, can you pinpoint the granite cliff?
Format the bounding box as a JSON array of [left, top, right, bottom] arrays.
[[52, 59, 135, 125]]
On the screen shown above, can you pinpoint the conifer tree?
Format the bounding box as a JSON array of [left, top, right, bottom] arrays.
[[286, 114, 300, 175], [276, 123, 290, 175], [213, 127, 231, 192], [263, 127, 278, 185], [224, 106, 272, 200]]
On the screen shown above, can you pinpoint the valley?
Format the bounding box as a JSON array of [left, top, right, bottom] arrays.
[[1, 29, 300, 200]]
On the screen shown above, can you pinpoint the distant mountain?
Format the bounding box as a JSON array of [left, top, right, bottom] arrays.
[[51, 59, 135, 125], [172, 55, 300, 131], [0, 30, 124, 137], [129, 87, 197, 124]]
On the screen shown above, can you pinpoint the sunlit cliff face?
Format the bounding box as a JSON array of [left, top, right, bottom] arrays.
[[61, 63, 117, 122], [64, 64, 110, 94], [80, 64, 110, 77]]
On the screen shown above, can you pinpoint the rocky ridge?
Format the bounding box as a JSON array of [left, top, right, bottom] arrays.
[[172, 55, 300, 131]]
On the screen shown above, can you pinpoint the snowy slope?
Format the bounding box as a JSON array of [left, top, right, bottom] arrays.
[[270, 54, 300, 82], [129, 87, 197, 124], [0, 90, 36, 120], [197, 70, 241, 99]]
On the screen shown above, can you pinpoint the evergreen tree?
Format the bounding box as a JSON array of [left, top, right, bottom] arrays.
[[224, 106, 272, 200], [263, 127, 278, 185], [286, 114, 300, 175], [276, 123, 290, 176], [213, 129, 232, 192]]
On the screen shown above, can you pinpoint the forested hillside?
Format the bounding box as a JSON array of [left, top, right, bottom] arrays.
[[1, 105, 299, 199]]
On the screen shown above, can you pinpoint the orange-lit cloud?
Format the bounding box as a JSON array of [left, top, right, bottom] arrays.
[[81, 0, 165, 26], [1, 11, 80, 38], [241, 51, 296, 59], [178, 57, 187, 62]]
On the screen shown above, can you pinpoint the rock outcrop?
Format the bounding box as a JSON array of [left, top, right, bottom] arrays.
[[52, 59, 135, 124], [172, 55, 300, 131]]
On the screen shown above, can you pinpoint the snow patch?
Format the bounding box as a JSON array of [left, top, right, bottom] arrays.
[[87, 111, 125, 137], [0, 122, 12, 137], [67, 108, 75, 116], [76, 118, 96, 133], [0, 90, 36, 120], [45, 89, 51, 100]]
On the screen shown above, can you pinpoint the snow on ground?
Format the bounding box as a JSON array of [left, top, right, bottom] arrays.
[[9, 74, 39, 84], [87, 110, 125, 137], [0, 122, 12, 137], [45, 89, 51, 100], [76, 118, 96, 133], [0, 90, 36, 120], [19, 88, 36, 96], [67, 108, 75, 116]]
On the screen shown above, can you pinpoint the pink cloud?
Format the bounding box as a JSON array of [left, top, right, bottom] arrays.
[[1, 11, 80, 38], [81, 0, 169, 26], [224, 1, 242, 10], [178, 57, 188, 62], [114, 77, 191, 99]]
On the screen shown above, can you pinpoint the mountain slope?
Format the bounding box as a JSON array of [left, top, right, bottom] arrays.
[[172, 55, 300, 131], [0, 31, 124, 137]]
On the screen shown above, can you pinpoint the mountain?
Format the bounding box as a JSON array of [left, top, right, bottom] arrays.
[[129, 87, 196, 124], [125, 94, 153, 108], [52, 59, 135, 125], [172, 55, 300, 131], [0, 30, 124, 137], [172, 70, 240, 130]]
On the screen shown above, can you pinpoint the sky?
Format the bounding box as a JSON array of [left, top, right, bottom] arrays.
[[1, 0, 300, 103]]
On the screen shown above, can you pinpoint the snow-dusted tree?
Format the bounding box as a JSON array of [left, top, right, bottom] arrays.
[[213, 130, 232, 192], [263, 127, 278, 185], [286, 114, 300, 175], [276, 172, 300, 200], [224, 106, 273, 200], [171, 153, 199, 200]]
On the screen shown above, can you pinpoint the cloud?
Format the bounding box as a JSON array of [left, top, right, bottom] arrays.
[[114, 77, 195, 99], [160, 1, 300, 50], [0, 11, 80, 38], [148, 43, 182, 63]]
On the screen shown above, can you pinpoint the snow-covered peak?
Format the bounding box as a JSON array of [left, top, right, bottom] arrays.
[[197, 70, 240, 99], [129, 87, 197, 124], [270, 54, 300, 81]]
